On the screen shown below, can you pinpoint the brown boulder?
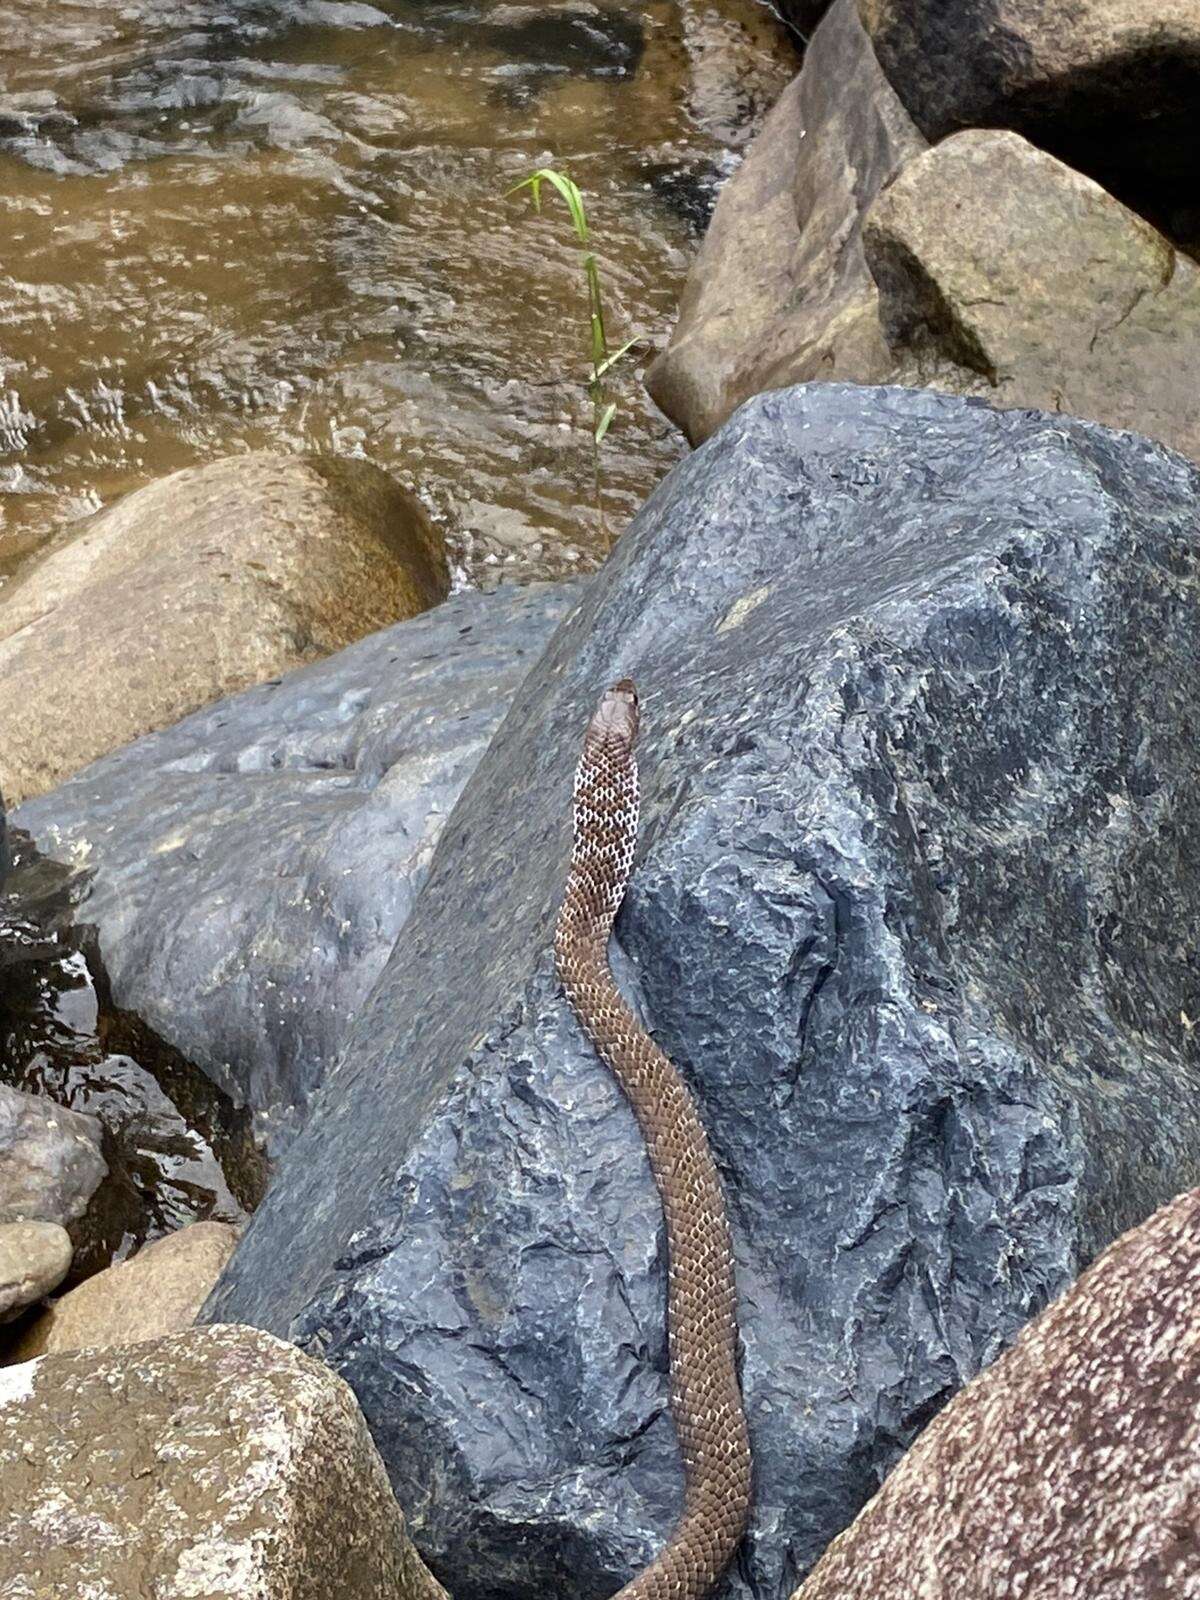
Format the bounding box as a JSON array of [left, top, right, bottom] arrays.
[[0, 1323, 449, 1600], [0, 452, 450, 803], [856, 0, 1200, 244], [11, 1220, 238, 1360], [645, 0, 925, 444], [795, 1181, 1200, 1597], [863, 129, 1200, 464]]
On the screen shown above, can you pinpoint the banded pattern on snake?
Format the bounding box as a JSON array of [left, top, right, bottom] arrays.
[[554, 679, 753, 1600]]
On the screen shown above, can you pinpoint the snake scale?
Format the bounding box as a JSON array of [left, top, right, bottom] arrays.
[[554, 679, 753, 1600]]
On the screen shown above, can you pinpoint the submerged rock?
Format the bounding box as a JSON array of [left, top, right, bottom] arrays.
[[11, 1219, 238, 1359], [0, 1324, 448, 1600], [0, 452, 450, 804], [15, 583, 577, 1150], [794, 1182, 1200, 1599], [204, 386, 1200, 1598]]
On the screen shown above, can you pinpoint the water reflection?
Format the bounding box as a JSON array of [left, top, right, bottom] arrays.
[[0, 833, 264, 1280], [0, 0, 795, 585]]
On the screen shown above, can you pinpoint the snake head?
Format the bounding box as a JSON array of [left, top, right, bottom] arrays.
[[588, 679, 640, 749]]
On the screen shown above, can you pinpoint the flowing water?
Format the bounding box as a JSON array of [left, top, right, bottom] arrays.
[[0, 0, 796, 587]]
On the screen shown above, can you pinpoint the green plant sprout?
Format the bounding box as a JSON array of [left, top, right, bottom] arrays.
[[505, 166, 640, 544]]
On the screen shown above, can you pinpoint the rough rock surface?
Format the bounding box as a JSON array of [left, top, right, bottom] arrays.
[[205, 385, 1200, 1599], [857, 0, 1200, 244], [795, 1182, 1200, 1599], [12, 1220, 238, 1360], [0, 451, 451, 803], [863, 130, 1200, 465], [646, 0, 925, 444], [16, 582, 575, 1150], [0, 1323, 448, 1600], [0, 1220, 71, 1322], [0, 1083, 107, 1227]]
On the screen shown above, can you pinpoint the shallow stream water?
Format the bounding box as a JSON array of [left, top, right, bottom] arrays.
[[0, 0, 796, 587]]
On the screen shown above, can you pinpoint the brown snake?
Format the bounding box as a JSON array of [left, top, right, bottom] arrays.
[[554, 679, 753, 1600]]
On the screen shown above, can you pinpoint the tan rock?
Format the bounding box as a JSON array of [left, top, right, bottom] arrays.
[[0, 1323, 449, 1600], [857, 0, 1200, 245], [12, 1219, 238, 1359], [863, 129, 1200, 463], [794, 1183, 1200, 1599], [645, 0, 925, 444], [0, 1220, 72, 1321], [0, 452, 450, 803]]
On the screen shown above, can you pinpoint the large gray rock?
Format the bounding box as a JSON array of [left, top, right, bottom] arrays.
[[862, 130, 1200, 466], [0, 1083, 106, 1228], [0, 1324, 448, 1600], [856, 0, 1200, 245], [205, 385, 1200, 1598], [646, 0, 925, 444], [15, 583, 576, 1151], [795, 1183, 1200, 1599]]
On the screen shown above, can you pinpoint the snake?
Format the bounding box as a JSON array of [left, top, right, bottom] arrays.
[[554, 678, 753, 1600]]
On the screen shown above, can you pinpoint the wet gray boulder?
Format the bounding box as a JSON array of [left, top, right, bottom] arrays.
[[205, 385, 1200, 1599], [15, 583, 575, 1151]]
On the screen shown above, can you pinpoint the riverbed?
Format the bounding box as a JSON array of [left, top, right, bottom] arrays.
[[0, 0, 795, 587]]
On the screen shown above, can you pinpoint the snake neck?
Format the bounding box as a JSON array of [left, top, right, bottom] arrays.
[[556, 728, 639, 949]]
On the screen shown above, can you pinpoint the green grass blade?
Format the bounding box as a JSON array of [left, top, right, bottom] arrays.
[[594, 336, 640, 380], [594, 401, 618, 445], [506, 167, 589, 243]]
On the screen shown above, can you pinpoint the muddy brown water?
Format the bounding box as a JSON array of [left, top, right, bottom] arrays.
[[0, 0, 796, 588]]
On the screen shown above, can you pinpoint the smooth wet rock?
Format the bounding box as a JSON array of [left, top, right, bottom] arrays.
[[204, 386, 1200, 1599], [646, 0, 925, 444], [795, 1183, 1200, 1599], [0, 1083, 106, 1228], [862, 130, 1200, 465], [857, 0, 1200, 243], [0, 451, 451, 804], [0, 1324, 448, 1600], [15, 583, 577, 1150], [0, 1220, 71, 1321], [11, 1220, 238, 1359]]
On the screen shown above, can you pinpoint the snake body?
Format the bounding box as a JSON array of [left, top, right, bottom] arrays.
[[554, 679, 753, 1600]]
